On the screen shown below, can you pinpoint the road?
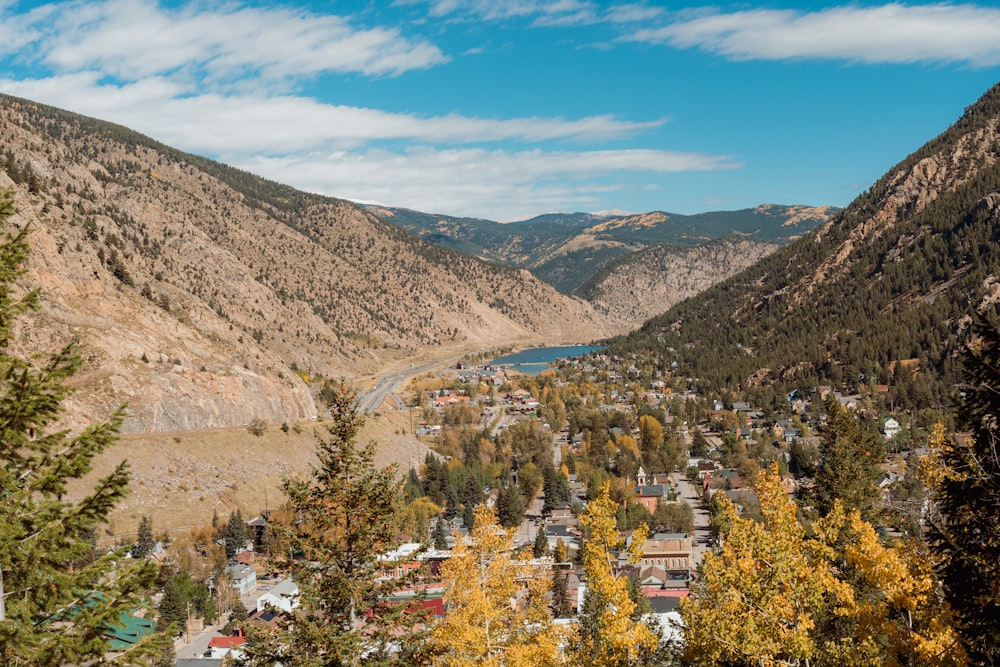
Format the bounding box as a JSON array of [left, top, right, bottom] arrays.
[[671, 471, 712, 573], [355, 370, 409, 414]]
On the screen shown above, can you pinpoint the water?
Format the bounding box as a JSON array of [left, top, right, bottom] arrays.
[[490, 345, 603, 375]]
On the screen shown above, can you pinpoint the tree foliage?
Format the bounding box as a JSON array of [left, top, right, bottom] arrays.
[[0, 192, 164, 665], [569, 482, 659, 667], [134, 514, 155, 559], [243, 384, 426, 666], [682, 466, 964, 666], [807, 398, 885, 523], [423, 504, 564, 666], [924, 316, 1000, 664]]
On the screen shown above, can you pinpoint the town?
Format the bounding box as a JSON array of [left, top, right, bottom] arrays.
[[144, 346, 935, 666]]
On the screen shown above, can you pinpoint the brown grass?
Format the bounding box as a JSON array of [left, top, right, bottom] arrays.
[[69, 411, 431, 543]]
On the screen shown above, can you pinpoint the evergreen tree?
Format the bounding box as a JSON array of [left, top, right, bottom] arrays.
[[242, 384, 427, 665], [404, 467, 424, 502], [134, 514, 155, 558], [551, 571, 572, 618], [461, 502, 475, 530], [542, 462, 571, 513], [808, 397, 885, 522], [158, 576, 187, 633], [533, 528, 549, 557], [433, 515, 449, 550], [926, 317, 1000, 664], [443, 482, 460, 521], [0, 192, 164, 664], [225, 509, 248, 558], [498, 481, 526, 528]]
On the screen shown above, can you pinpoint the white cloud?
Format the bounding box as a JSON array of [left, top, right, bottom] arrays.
[[8, 0, 446, 81], [0, 0, 736, 219], [628, 3, 1000, 66], [231, 146, 739, 220], [409, 0, 659, 27], [0, 76, 666, 154]]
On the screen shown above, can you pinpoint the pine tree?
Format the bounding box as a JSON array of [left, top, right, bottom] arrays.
[[498, 481, 526, 528], [433, 515, 449, 550], [925, 317, 1000, 664], [0, 192, 165, 664], [551, 571, 572, 618], [158, 576, 188, 632], [242, 383, 427, 665], [134, 514, 155, 559], [225, 509, 247, 558], [533, 527, 549, 557], [808, 397, 885, 522]]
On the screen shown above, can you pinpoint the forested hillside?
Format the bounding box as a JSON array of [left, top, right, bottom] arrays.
[[608, 81, 1000, 411], [371, 204, 835, 295]]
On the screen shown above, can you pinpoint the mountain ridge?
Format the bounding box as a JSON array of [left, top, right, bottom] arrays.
[[0, 94, 615, 433], [607, 81, 1000, 406]]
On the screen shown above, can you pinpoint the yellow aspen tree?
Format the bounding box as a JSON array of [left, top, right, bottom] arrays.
[[423, 504, 564, 667], [682, 467, 837, 666], [682, 466, 966, 667], [569, 482, 660, 667], [812, 501, 965, 666]]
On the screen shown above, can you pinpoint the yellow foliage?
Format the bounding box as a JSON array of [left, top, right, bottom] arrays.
[[616, 434, 639, 458], [570, 483, 658, 666], [424, 505, 565, 666], [682, 465, 966, 666]]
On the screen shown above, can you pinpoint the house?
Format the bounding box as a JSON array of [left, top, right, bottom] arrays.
[[637, 533, 692, 584], [883, 417, 902, 441], [232, 550, 255, 566], [635, 485, 670, 514], [507, 388, 532, 401], [226, 563, 257, 597], [544, 523, 579, 551], [434, 394, 472, 408], [725, 489, 760, 514], [205, 631, 247, 660], [256, 578, 299, 614]]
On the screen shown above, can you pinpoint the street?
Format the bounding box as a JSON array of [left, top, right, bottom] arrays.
[[670, 471, 712, 573]]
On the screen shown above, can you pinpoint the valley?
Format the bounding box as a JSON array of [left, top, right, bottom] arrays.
[[3, 78, 1000, 666]]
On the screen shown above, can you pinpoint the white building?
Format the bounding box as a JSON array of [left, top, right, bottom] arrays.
[[256, 577, 299, 613]]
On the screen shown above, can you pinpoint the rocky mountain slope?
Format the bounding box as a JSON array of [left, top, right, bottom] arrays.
[[369, 204, 836, 295], [609, 81, 1000, 404], [0, 95, 615, 433], [577, 237, 779, 328]]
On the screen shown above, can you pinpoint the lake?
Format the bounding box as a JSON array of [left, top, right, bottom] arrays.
[[490, 345, 603, 375]]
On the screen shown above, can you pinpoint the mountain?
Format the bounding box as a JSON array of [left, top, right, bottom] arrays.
[[0, 94, 616, 433], [578, 237, 780, 329], [367, 204, 837, 295], [607, 82, 1000, 408]]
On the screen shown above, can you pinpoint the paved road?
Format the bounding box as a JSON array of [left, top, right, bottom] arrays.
[[671, 471, 712, 574], [174, 622, 225, 660]]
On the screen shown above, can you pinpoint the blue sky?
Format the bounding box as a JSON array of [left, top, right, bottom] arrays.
[[1, 1, 999, 220]]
